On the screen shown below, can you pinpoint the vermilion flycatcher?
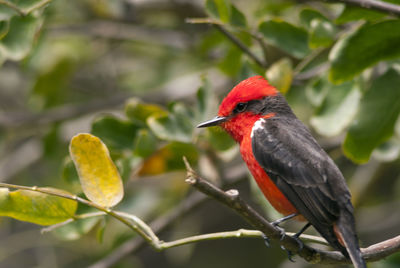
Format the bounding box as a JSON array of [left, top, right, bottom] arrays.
[[197, 76, 365, 268]]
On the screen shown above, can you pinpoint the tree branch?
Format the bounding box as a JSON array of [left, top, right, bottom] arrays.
[[323, 0, 400, 16], [182, 157, 400, 265], [186, 18, 268, 69]]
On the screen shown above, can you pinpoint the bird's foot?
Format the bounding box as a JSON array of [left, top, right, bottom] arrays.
[[292, 232, 304, 251], [261, 234, 270, 247], [280, 245, 295, 262], [274, 225, 286, 241], [279, 233, 305, 262]]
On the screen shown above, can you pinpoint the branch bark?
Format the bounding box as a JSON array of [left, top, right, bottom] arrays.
[[323, 0, 400, 16]]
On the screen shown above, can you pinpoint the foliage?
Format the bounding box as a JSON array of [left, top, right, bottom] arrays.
[[0, 0, 400, 267]]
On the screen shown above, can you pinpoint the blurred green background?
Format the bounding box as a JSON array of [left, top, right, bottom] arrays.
[[0, 0, 400, 267]]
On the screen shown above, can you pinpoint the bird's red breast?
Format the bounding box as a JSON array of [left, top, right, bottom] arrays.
[[221, 111, 298, 217]]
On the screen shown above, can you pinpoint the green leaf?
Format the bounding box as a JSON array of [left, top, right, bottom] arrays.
[[124, 98, 166, 124], [372, 139, 400, 162], [0, 187, 77, 225], [133, 129, 157, 158], [259, 20, 309, 58], [305, 78, 329, 107], [230, 5, 247, 27], [0, 20, 9, 40], [308, 19, 336, 48], [265, 57, 293, 94], [311, 80, 360, 137], [336, 6, 385, 24], [54, 216, 100, 240], [205, 0, 231, 23], [62, 158, 81, 191], [32, 58, 75, 108], [0, 14, 41, 60], [329, 20, 400, 83], [147, 103, 193, 143], [218, 45, 243, 76], [0, 0, 51, 17], [53, 206, 101, 241], [91, 115, 138, 150], [300, 8, 329, 28], [343, 69, 400, 163], [206, 127, 235, 151], [69, 133, 124, 207]]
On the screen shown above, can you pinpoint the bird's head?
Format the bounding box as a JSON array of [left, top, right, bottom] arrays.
[[197, 76, 279, 142]]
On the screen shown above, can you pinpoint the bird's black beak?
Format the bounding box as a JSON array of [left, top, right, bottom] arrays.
[[197, 116, 227, 128]]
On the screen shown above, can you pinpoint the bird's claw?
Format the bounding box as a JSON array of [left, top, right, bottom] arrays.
[[292, 234, 304, 251], [261, 234, 270, 247], [279, 233, 304, 262], [280, 245, 295, 262], [274, 225, 286, 240]]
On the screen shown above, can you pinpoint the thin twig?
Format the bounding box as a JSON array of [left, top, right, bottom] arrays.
[[41, 212, 106, 233], [324, 0, 400, 16], [186, 18, 268, 69], [158, 229, 328, 249]]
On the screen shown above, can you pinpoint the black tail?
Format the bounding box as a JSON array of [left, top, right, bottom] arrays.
[[334, 210, 366, 268]]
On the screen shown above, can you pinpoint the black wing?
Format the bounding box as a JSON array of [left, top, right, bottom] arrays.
[[251, 116, 352, 252]]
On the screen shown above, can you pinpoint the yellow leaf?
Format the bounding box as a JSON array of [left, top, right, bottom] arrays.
[[0, 188, 77, 226], [69, 133, 124, 207]]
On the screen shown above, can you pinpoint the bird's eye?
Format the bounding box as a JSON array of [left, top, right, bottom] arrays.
[[234, 102, 247, 113]]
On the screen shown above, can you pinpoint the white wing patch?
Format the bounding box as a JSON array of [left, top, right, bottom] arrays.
[[251, 118, 266, 138]]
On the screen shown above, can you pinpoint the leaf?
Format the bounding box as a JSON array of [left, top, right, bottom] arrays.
[[206, 127, 235, 151], [0, 20, 9, 40], [195, 77, 217, 121], [62, 158, 81, 191], [53, 206, 101, 241], [69, 133, 124, 207], [310, 80, 360, 137], [138, 142, 198, 176], [124, 98, 166, 124], [343, 69, 400, 163], [336, 6, 385, 24], [259, 20, 309, 58], [0, 14, 41, 61], [133, 129, 157, 158], [308, 19, 336, 48], [53, 216, 100, 240], [300, 8, 329, 28], [0, 187, 77, 225], [32, 58, 75, 108], [205, 0, 246, 26], [265, 57, 293, 94], [205, 0, 231, 23], [0, 0, 51, 17], [230, 5, 247, 27], [329, 20, 400, 83], [305, 78, 329, 107], [218, 44, 243, 76], [91, 115, 138, 150], [372, 139, 400, 162], [147, 103, 193, 143]]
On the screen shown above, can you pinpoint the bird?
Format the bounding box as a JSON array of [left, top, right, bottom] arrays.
[[197, 75, 366, 268]]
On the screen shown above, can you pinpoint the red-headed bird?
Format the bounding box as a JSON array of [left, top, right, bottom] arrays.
[[197, 76, 365, 268]]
